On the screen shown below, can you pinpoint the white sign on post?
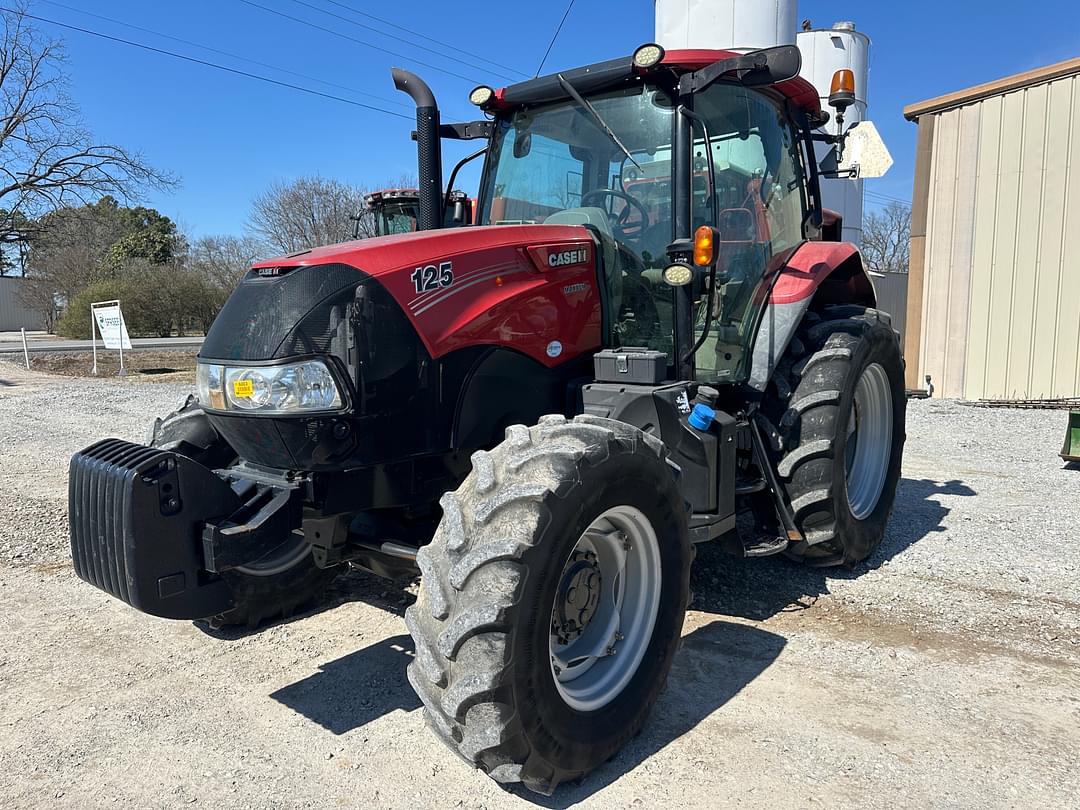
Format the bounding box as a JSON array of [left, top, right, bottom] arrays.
[[90, 300, 132, 375]]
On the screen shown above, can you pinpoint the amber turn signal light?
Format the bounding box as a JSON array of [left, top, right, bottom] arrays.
[[694, 225, 717, 267]]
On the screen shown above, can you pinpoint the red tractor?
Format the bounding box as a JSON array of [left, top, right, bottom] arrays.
[[69, 44, 904, 794], [362, 187, 473, 236]]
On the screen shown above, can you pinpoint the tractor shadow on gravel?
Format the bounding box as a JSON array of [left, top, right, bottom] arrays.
[[269, 633, 421, 734], [690, 477, 976, 622]]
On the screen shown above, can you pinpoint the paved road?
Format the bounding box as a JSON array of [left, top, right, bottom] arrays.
[[0, 336, 202, 354]]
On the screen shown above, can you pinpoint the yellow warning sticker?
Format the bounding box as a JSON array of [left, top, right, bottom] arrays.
[[232, 379, 254, 398]]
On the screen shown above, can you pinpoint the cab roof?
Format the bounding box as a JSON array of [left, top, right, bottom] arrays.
[[494, 48, 821, 116]]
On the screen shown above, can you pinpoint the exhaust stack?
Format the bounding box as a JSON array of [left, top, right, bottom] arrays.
[[392, 68, 443, 231]]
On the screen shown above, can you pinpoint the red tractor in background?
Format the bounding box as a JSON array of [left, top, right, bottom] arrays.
[[361, 187, 474, 236], [69, 44, 904, 794]]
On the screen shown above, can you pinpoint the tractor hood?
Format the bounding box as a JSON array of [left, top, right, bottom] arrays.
[[251, 224, 592, 279], [210, 224, 602, 370]]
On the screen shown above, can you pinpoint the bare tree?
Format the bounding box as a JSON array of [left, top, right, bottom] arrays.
[[861, 202, 911, 274], [248, 176, 370, 254], [0, 6, 173, 273], [188, 233, 265, 290]]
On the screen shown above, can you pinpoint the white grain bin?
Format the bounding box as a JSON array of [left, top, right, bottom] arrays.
[[654, 0, 797, 52], [797, 21, 872, 245]]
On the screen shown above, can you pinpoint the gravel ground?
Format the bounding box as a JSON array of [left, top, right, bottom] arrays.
[[1, 360, 1078, 809]]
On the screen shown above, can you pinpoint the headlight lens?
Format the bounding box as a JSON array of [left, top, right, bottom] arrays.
[[197, 359, 343, 414]]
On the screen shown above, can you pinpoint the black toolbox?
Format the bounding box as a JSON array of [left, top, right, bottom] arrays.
[[593, 347, 668, 384]]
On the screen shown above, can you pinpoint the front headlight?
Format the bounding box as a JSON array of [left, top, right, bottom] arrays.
[[197, 359, 343, 414]]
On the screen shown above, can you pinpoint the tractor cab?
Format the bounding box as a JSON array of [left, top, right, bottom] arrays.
[[427, 44, 876, 389]]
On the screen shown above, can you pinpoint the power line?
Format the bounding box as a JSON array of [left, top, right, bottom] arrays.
[[284, 0, 525, 83], [7, 9, 413, 120], [535, 0, 576, 77], [865, 190, 911, 206], [236, 0, 486, 85], [315, 0, 530, 79], [39, 0, 413, 110]]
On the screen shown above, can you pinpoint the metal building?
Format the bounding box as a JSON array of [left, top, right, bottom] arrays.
[[0, 277, 44, 331], [904, 57, 1080, 400]]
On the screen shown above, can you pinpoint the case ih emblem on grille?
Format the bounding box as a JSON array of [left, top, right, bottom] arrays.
[[548, 247, 589, 267]]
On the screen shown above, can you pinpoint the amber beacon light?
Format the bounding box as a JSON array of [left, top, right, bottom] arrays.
[[829, 69, 856, 112]]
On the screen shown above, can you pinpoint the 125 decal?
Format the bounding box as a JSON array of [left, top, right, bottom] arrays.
[[412, 261, 454, 294]]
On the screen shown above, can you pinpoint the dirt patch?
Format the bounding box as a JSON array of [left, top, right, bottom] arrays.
[[20, 351, 197, 384]]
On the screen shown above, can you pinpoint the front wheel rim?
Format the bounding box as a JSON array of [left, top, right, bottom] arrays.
[[549, 505, 662, 712], [845, 362, 894, 520]]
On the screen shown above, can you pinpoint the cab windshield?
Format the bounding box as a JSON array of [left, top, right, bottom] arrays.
[[479, 83, 678, 355]]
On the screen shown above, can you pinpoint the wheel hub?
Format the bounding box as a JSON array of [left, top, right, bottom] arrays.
[[553, 551, 601, 644], [548, 506, 663, 712], [845, 362, 894, 520]]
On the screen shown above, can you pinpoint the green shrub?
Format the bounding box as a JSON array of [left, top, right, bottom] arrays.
[[54, 269, 227, 339]]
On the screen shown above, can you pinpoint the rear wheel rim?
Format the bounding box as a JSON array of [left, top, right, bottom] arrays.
[[549, 505, 662, 712], [845, 362, 893, 520]]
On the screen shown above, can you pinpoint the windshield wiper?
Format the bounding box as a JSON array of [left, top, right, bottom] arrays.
[[557, 74, 640, 170]]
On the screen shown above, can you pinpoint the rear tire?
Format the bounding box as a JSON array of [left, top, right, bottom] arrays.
[[149, 395, 338, 628], [767, 306, 906, 567], [405, 415, 691, 795]]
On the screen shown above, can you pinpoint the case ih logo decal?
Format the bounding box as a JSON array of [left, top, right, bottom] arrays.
[[411, 261, 455, 294], [548, 247, 589, 267]]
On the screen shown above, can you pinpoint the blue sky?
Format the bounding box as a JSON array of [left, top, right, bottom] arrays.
[[23, 0, 1080, 238]]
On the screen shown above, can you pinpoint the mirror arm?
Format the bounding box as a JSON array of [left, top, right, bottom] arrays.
[[792, 105, 823, 235], [680, 45, 802, 95], [442, 147, 486, 222]]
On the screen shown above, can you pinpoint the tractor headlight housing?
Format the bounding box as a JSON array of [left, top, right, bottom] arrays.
[[197, 359, 344, 415]]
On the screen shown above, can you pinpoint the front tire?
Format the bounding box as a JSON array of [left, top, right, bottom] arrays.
[[769, 306, 906, 567], [149, 395, 338, 628], [405, 415, 691, 795]]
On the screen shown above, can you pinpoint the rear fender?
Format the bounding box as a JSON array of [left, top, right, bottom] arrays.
[[746, 242, 876, 392]]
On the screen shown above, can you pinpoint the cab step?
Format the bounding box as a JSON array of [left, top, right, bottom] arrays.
[[742, 536, 789, 557]]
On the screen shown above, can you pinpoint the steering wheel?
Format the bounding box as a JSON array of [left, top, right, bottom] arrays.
[[580, 188, 650, 240]]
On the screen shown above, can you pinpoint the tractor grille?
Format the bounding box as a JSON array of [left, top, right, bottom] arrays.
[[199, 263, 363, 362]]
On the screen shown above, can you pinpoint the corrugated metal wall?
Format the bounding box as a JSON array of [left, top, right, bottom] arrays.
[[872, 272, 908, 344], [918, 73, 1080, 399], [0, 277, 45, 331]]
